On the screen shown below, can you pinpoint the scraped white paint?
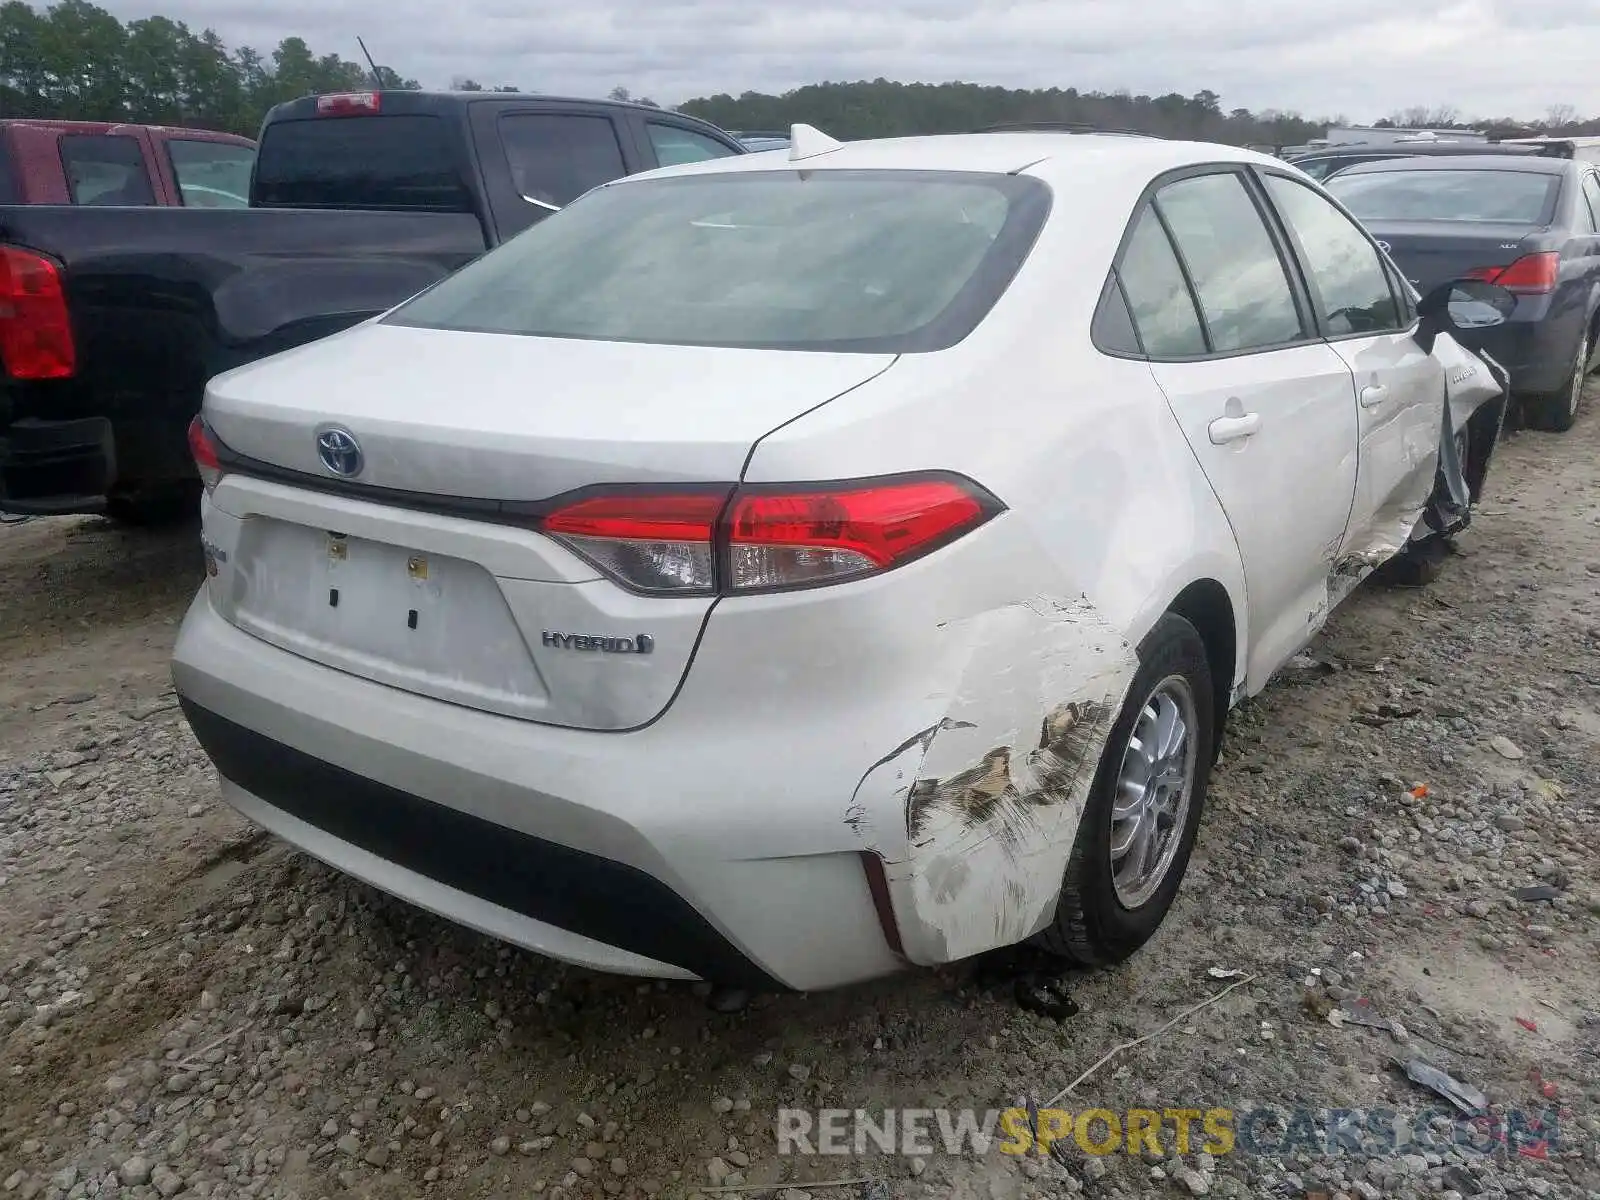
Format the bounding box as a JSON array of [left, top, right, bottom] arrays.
[[849, 596, 1137, 965]]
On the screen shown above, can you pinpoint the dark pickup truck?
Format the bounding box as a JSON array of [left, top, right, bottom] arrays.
[[0, 91, 746, 519]]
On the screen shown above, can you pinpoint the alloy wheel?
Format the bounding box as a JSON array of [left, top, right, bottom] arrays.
[[1109, 675, 1199, 909]]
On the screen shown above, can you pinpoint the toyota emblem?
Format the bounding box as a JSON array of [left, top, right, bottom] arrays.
[[1376, 240, 1391, 254], [316, 426, 364, 477]]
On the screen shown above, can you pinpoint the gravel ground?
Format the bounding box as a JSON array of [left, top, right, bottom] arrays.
[[1, 389, 1598, 1200]]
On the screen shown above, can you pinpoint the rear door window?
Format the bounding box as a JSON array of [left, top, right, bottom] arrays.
[[1153, 171, 1305, 353], [254, 115, 471, 210], [59, 135, 156, 206], [645, 123, 738, 168], [1115, 206, 1208, 358], [168, 139, 255, 208], [497, 113, 627, 209]]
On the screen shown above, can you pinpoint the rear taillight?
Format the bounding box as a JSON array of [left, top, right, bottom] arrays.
[[727, 480, 991, 590], [1463, 251, 1559, 294], [316, 92, 381, 116], [539, 474, 1003, 595], [540, 490, 728, 594], [188, 416, 223, 493], [0, 245, 75, 380]]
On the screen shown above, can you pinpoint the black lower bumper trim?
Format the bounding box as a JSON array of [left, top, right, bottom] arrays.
[[0, 416, 116, 510], [179, 699, 784, 992]]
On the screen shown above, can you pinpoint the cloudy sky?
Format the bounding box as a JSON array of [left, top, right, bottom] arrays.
[[96, 0, 1600, 120]]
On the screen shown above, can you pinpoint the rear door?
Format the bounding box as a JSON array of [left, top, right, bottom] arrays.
[[1120, 167, 1360, 691], [1259, 170, 1445, 573], [471, 104, 639, 240]]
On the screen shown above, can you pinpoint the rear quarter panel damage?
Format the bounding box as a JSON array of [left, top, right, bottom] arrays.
[[846, 596, 1138, 966]]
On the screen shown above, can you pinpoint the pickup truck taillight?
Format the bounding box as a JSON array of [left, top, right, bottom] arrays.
[[316, 92, 381, 116], [539, 474, 1004, 595], [0, 246, 75, 380]]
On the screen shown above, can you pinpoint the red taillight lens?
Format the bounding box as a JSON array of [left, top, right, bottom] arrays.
[[316, 92, 381, 116], [541, 490, 729, 594], [1463, 252, 1559, 294], [188, 416, 223, 493], [0, 245, 76, 380], [727, 479, 991, 590], [538, 475, 1001, 595]]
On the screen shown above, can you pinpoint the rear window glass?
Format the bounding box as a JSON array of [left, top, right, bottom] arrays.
[[254, 115, 470, 211], [60, 135, 156, 206], [1326, 169, 1561, 224], [385, 170, 1050, 353]]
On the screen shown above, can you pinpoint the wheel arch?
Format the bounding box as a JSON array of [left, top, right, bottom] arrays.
[[1164, 578, 1237, 762]]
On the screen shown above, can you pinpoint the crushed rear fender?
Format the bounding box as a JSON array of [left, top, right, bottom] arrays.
[[844, 595, 1138, 966]]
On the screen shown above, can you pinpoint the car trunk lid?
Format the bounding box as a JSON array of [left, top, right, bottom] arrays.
[[1366, 220, 1544, 295], [199, 321, 896, 731], [204, 321, 895, 497]]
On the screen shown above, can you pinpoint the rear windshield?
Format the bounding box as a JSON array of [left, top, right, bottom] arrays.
[[385, 170, 1050, 353], [1326, 168, 1562, 225], [254, 114, 471, 211]]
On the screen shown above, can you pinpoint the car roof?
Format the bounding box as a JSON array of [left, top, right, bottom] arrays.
[[620, 131, 1269, 185], [1293, 142, 1538, 160], [0, 118, 253, 145], [263, 90, 727, 128], [1330, 154, 1572, 176]]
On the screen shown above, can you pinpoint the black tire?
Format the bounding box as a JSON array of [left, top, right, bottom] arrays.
[[1035, 612, 1215, 966], [1522, 325, 1589, 433]]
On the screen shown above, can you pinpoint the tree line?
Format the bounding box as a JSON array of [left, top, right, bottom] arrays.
[[0, 0, 421, 135], [3, 0, 1597, 145], [679, 84, 1600, 148]]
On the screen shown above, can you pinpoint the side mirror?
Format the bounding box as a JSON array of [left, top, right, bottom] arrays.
[[1414, 278, 1515, 352]]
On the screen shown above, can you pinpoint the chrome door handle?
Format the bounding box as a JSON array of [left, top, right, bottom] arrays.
[[1208, 412, 1261, 444], [1359, 384, 1389, 408]]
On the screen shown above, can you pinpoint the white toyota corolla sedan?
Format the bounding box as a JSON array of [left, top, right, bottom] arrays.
[[172, 125, 1513, 993]]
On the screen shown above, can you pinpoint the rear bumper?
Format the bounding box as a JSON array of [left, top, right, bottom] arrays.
[[171, 589, 908, 991], [1, 386, 197, 513], [181, 697, 778, 988], [0, 416, 114, 514], [1455, 315, 1578, 396]]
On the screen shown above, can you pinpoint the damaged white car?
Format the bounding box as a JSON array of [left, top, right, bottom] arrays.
[[171, 125, 1513, 993]]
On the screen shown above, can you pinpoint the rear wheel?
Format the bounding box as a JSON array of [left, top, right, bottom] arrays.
[[1523, 326, 1589, 433], [1035, 613, 1214, 966]]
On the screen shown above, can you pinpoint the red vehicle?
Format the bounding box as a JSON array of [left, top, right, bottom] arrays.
[[0, 120, 256, 209]]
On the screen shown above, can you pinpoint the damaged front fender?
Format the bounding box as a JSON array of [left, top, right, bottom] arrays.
[[1423, 345, 1511, 538], [846, 595, 1137, 966]]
